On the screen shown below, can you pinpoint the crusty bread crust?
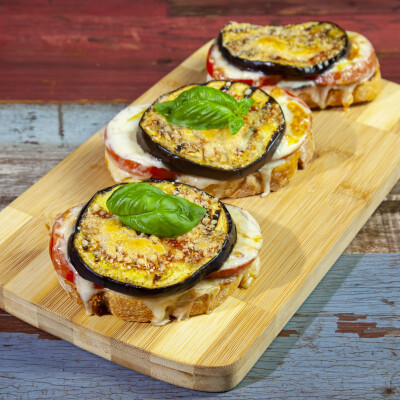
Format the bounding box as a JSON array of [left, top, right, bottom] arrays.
[[298, 129, 315, 169], [105, 129, 314, 199], [57, 271, 244, 323], [295, 69, 382, 109], [195, 128, 314, 198]]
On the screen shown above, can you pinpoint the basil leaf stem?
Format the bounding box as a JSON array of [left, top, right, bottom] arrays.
[[106, 183, 206, 238]]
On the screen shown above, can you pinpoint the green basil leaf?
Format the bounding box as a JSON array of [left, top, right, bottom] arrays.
[[106, 183, 206, 238], [170, 86, 239, 113], [154, 85, 254, 134], [106, 182, 165, 215], [164, 101, 233, 130], [236, 98, 255, 117], [153, 100, 175, 115], [228, 115, 244, 135]]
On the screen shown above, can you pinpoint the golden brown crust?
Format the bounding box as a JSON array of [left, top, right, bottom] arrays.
[[295, 69, 382, 109], [105, 129, 314, 199], [56, 272, 243, 322], [298, 129, 315, 169], [56, 275, 108, 316], [203, 129, 314, 198]]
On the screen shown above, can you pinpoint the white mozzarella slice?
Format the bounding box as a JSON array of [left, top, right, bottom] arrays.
[[105, 103, 167, 176], [221, 205, 263, 270], [289, 81, 360, 109], [262, 87, 311, 160]]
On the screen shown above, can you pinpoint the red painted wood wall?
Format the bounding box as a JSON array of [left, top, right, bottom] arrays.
[[0, 0, 398, 102]]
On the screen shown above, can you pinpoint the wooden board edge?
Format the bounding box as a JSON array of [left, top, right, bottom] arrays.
[[204, 151, 400, 390], [3, 152, 399, 392], [1, 286, 241, 391], [2, 37, 400, 391]]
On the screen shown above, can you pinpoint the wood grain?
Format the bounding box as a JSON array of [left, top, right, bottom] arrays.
[[1, 254, 399, 399], [0, 0, 398, 101], [1, 1, 399, 395], [168, 0, 400, 16], [0, 102, 128, 209], [1, 108, 399, 252], [0, 39, 400, 391]]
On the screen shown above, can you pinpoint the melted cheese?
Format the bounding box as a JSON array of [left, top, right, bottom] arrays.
[[220, 205, 263, 270], [258, 159, 287, 197], [105, 90, 311, 197], [261, 87, 311, 160], [105, 103, 162, 178], [52, 205, 105, 315], [142, 275, 239, 326], [240, 256, 260, 289], [53, 204, 262, 325], [288, 80, 363, 109]]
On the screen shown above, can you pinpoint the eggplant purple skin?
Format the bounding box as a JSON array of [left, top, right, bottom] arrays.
[[67, 180, 237, 298], [217, 21, 349, 77], [137, 82, 286, 181]]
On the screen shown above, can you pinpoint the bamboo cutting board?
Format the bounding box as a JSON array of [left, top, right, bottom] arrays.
[[1, 42, 400, 392]]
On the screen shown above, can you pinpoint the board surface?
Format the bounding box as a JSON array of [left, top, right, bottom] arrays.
[[1, 42, 400, 392]]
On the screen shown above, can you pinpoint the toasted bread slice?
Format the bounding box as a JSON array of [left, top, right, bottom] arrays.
[[105, 128, 314, 199], [209, 28, 381, 110], [290, 69, 382, 109], [50, 200, 262, 325], [56, 259, 258, 323], [200, 129, 313, 198]]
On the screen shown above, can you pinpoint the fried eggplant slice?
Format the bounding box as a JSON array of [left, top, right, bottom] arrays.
[[68, 180, 237, 298], [137, 81, 285, 180], [218, 21, 348, 77]]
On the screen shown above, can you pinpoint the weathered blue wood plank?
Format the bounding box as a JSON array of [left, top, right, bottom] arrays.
[[0, 103, 128, 146], [1, 101, 398, 252], [0, 104, 59, 145], [61, 103, 128, 144], [0, 102, 128, 210], [0, 254, 399, 399]]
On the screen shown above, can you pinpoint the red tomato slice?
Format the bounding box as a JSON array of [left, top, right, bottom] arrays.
[[49, 209, 103, 289], [104, 128, 178, 180], [50, 210, 77, 284], [206, 258, 255, 279], [313, 51, 378, 86], [312, 33, 379, 86], [206, 45, 282, 87]]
